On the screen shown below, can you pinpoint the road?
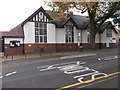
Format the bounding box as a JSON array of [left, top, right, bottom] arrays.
[[1, 49, 119, 89]]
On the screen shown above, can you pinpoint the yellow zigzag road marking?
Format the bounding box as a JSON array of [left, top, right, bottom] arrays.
[[55, 72, 120, 90]]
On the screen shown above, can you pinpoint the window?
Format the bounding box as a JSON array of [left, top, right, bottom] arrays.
[[106, 29, 112, 37], [35, 22, 47, 43], [65, 25, 74, 43]]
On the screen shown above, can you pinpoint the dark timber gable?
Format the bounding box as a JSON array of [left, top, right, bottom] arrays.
[[63, 17, 78, 28], [22, 6, 52, 25]]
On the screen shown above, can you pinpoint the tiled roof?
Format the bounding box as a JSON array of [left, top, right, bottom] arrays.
[[47, 11, 89, 29], [0, 24, 24, 38], [46, 11, 67, 28], [71, 15, 89, 29]]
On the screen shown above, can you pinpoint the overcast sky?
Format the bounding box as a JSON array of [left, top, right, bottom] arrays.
[[0, 0, 89, 31], [0, 0, 52, 31]]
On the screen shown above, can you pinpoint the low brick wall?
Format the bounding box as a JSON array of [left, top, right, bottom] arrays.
[[24, 44, 56, 54], [56, 43, 78, 52], [24, 43, 78, 54], [4, 44, 24, 56], [3, 43, 118, 55]]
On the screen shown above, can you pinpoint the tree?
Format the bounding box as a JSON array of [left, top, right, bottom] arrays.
[[111, 2, 120, 27], [45, 1, 120, 49]]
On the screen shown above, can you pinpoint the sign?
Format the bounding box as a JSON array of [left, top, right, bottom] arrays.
[[4, 46, 8, 49], [10, 40, 20, 47]]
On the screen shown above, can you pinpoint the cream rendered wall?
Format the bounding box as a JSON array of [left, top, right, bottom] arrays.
[[74, 27, 79, 43], [112, 30, 117, 43], [95, 33, 100, 43], [56, 27, 79, 43], [47, 23, 56, 43], [95, 29, 117, 44], [75, 29, 88, 43], [56, 27, 87, 44], [93, 32, 106, 44], [5, 38, 23, 44], [86, 29, 117, 44], [101, 30, 106, 43], [101, 29, 116, 43], [23, 22, 35, 44], [82, 30, 88, 43], [56, 28, 65, 43]]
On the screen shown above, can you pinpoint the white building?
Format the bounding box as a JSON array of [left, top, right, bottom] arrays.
[[0, 7, 118, 55]]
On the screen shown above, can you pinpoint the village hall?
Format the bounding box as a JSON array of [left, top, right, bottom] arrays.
[[0, 7, 118, 55]]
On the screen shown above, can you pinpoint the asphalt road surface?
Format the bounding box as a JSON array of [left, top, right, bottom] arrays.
[[1, 49, 119, 89]]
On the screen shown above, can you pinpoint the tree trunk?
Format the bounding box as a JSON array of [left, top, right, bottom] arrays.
[[88, 10, 97, 49]]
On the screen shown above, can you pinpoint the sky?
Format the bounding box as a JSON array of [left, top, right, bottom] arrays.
[[0, 0, 51, 31], [0, 0, 89, 31]]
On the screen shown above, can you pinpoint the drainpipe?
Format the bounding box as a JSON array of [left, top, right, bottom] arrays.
[[1, 36, 5, 56], [21, 24, 25, 55], [22, 38, 25, 54]]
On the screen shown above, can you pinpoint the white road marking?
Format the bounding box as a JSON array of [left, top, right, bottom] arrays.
[[60, 54, 96, 59], [79, 62, 86, 65], [40, 61, 79, 69], [39, 61, 86, 72], [37, 67, 40, 69], [98, 55, 118, 61], [81, 73, 107, 83], [0, 76, 3, 79], [59, 65, 83, 71], [60, 61, 79, 65], [91, 73, 107, 79], [39, 61, 107, 83], [40, 65, 58, 71], [98, 58, 101, 60], [115, 56, 118, 58], [40, 64, 59, 68], [5, 71, 17, 77], [64, 67, 91, 74], [74, 70, 99, 79], [58, 64, 77, 69], [73, 69, 107, 83]]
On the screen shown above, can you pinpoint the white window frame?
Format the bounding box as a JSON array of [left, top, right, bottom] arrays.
[[106, 29, 112, 37], [65, 25, 74, 43], [35, 22, 47, 43]]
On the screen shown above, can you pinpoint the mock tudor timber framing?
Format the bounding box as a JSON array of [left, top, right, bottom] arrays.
[[22, 6, 52, 25]]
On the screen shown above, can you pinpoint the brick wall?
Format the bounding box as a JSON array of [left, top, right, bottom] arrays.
[[3, 43, 118, 55], [24, 44, 56, 54], [56, 43, 78, 52], [4, 44, 24, 56]]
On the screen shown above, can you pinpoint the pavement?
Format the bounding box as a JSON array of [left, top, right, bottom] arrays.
[[1, 48, 118, 68], [0, 52, 3, 58], [1, 48, 118, 61]]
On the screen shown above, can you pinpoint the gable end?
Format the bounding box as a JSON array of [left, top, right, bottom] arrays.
[[22, 6, 52, 25], [63, 17, 78, 28]]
